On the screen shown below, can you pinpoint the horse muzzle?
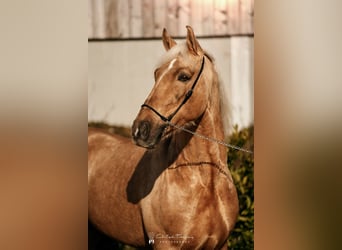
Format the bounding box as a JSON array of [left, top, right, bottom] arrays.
[[132, 119, 166, 149]]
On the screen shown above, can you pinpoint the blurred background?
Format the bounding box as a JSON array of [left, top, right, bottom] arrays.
[[88, 0, 254, 129], [1, 0, 341, 249]]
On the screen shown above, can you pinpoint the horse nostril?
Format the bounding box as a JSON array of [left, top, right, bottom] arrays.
[[138, 121, 150, 140]]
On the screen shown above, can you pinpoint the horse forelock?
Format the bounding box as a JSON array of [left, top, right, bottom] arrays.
[[156, 42, 188, 68]]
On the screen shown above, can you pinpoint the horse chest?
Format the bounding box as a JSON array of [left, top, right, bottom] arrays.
[[139, 169, 233, 249], [140, 168, 227, 228]]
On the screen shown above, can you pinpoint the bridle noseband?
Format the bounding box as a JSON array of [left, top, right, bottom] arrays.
[[141, 56, 205, 123]]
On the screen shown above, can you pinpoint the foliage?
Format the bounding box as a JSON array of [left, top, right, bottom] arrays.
[[227, 125, 254, 250], [88, 122, 131, 138], [88, 123, 254, 249]]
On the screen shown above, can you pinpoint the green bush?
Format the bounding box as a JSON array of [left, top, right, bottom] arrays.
[[227, 125, 254, 249], [88, 122, 131, 138], [88, 123, 254, 249]]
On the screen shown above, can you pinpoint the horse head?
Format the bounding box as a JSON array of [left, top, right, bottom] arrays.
[[132, 26, 213, 149]]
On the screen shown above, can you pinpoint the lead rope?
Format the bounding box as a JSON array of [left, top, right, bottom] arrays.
[[166, 121, 254, 154]]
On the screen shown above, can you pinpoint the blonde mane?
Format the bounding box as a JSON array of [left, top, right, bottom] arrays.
[[204, 51, 232, 137], [218, 73, 232, 137]]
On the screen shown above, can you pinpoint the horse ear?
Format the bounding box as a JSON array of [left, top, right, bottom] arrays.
[[162, 28, 177, 51], [186, 26, 203, 55]]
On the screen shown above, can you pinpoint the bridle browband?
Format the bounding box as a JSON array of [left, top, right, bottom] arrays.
[[141, 56, 205, 123]]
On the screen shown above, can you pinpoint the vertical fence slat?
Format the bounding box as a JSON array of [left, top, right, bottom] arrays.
[[240, 1, 253, 34], [166, 0, 179, 36], [214, 0, 228, 35], [249, 37, 254, 123], [178, 0, 190, 36], [189, 0, 203, 36], [201, 0, 214, 36], [230, 37, 253, 127], [142, 0, 155, 37], [130, 0, 143, 37], [251, 0, 254, 33], [239, 0, 254, 34], [104, 0, 118, 37], [227, 0, 239, 34], [117, 0, 130, 38], [154, 0, 167, 36]]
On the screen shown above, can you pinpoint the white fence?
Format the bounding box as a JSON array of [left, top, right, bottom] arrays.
[[88, 37, 253, 129]]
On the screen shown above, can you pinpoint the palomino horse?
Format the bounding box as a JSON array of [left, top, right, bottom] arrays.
[[88, 26, 238, 249]]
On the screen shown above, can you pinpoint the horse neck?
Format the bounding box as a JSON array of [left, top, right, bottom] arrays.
[[170, 77, 227, 167]]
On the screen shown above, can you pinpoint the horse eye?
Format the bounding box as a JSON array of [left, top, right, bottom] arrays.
[[177, 73, 191, 82]]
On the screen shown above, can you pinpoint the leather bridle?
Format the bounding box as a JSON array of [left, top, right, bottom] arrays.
[[141, 56, 205, 123]]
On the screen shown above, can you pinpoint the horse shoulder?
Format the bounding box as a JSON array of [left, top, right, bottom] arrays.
[[193, 174, 238, 247], [215, 175, 239, 235], [189, 174, 238, 248]]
